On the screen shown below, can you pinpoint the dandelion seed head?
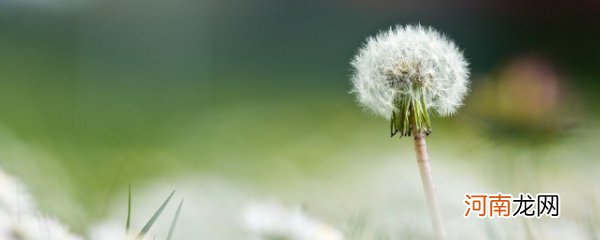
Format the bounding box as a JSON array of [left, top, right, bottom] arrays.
[[351, 25, 470, 119]]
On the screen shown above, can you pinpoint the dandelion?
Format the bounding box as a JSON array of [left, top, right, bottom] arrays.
[[350, 25, 470, 239], [351, 25, 469, 135]]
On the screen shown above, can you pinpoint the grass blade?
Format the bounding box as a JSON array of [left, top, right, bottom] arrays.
[[167, 198, 184, 240], [126, 184, 132, 232], [136, 190, 176, 240]]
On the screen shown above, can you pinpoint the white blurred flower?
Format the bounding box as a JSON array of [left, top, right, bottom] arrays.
[[0, 168, 81, 240], [243, 201, 344, 240], [88, 221, 135, 240], [8, 215, 82, 240], [351, 25, 469, 135], [0, 167, 36, 216], [89, 177, 251, 240]]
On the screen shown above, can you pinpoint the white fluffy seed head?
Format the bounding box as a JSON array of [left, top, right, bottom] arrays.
[[0, 168, 82, 240], [351, 25, 470, 119]]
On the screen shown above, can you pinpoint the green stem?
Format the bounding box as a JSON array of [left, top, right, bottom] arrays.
[[390, 90, 432, 137]]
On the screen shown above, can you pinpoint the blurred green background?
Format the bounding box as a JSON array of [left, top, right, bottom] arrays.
[[0, 0, 599, 236]]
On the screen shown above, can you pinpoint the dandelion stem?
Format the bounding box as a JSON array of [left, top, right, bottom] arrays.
[[410, 106, 446, 240]]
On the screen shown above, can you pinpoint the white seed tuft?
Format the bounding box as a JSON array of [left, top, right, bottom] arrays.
[[351, 24, 470, 119], [0, 168, 82, 240]]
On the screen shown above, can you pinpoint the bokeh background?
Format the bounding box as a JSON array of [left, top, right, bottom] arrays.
[[0, 0, 599, 239]]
